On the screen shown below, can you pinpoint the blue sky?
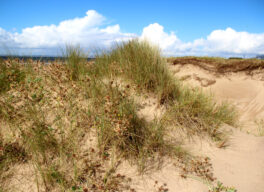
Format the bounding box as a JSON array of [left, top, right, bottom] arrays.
[[0, 0, 264, 56]]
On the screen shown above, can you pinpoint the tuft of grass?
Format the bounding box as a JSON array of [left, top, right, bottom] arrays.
[[0, 59, 26, 93], [255, 119, 264, 136], [94, 39, 180, 104], [95, 40, 237, 140], [20, 113, 58, 163], [208, 181, 237, 192], [64, 45, 88, 81], [0, 140, 27, 175], [162, 87, 237, 140], [89, 80, 178, 171], [42, 165, 68, 190]]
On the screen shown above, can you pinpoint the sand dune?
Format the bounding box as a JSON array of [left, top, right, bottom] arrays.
[[125, 126, 264, 192], [2, 54, 264, 191], [170, 63, 264, 136], [164, 62, 264, 192], [114, 62, 264, 192]]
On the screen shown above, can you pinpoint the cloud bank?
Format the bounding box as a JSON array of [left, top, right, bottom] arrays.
[[0, 10, 264, 57], [0, 10, 135, 55], [141, 23, 264, 57]]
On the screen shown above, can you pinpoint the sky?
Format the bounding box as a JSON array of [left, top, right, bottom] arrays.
[[0, 0, 264, 57]]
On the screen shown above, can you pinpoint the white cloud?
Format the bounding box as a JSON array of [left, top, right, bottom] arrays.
[[0, 10, 135, 55], [141, 23, 181, 50], [204, 28, 264, 54], [0, 10, 264, 57], [140, 24, 264, 57]]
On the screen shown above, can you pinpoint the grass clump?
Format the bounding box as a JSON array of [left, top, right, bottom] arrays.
[[255, 119, 264, 136], [95, 39, 237, 140], [89, 80, 176, 171], [0, 140, 27, 175], [0, 59, 26, 93], [64, 45, 88, 81], [162, 87, 237, 139], [21, 108, 59, 163], [209, 181, 237, 192], [95, 39, 180, 104]]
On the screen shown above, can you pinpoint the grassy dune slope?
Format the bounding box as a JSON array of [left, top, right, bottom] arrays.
[[0, 41, 237, 192]]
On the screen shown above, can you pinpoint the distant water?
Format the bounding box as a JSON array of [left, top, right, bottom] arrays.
[[0, 56, 95, 62]]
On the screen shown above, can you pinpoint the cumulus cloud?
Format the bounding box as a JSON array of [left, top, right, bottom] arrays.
[[0, 10, 263, 57], [203, 28, 264, 55], [0, 10, 135, 55], [140, 24, 264, 57], [141, 23, 180, 50]]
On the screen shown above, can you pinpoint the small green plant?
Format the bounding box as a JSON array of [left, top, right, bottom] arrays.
[[255, 119, 264, 136], [209, 181, 237, 192], [44, 165, 68, 189]]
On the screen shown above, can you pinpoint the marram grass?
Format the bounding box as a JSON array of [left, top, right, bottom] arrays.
[[0, 41, 237, 191]]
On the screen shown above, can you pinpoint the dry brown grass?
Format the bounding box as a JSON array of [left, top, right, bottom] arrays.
[[0, 44, 238, 191], [0, 58, 137, 191], [168, 56, 264, 73]]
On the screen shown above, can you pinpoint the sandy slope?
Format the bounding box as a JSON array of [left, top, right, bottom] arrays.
[[164, 63, 264, 192], [114, 62, 264, 192], [123, 127, 264, 192], [118, 161, 208, 192], [208, 127, 264, 192], [170, 63, 264, 135], [183, 125, 264, 192], [2, 61, 264, 192], [120, 63, 264, 192]]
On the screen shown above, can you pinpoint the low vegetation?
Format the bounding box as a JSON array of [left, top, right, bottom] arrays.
[[255, 119, 264, 136], [209, 181, 237, 192], [63, 45, 88, 81], [162, 87, 236, 140], [94, 40, 180, 104], [0, 41, 237, 191], [0, 59, 26, 93], [168, 56, 264, 73], [94, 40, 237, 138]]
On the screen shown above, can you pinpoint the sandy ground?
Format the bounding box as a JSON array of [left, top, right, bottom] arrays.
[[170, 63, 264, 135], [118, 63, 264, 192], [3, 61, 264, 192], [157, 63, 264, 192]]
